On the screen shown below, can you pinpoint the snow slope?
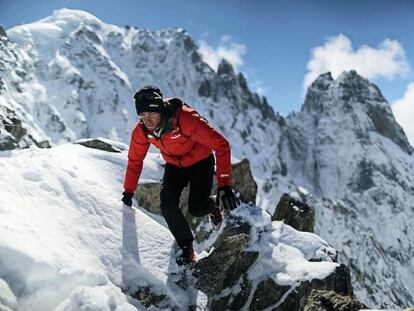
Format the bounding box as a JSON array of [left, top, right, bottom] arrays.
[[0, 144, 169, 310], [0, 144, 339, 310]]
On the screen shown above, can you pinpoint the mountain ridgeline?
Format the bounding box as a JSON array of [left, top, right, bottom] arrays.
[[1, 9, 413, 309]]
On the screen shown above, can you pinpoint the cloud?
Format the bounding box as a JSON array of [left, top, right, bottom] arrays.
[[255, 86, 267, 96], [392, 81, 414, 147], [198, 35, 246, 72], [250, 80, 267, 96], [304, 34, 410, 90]]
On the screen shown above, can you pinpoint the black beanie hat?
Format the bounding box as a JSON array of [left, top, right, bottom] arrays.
[[133, 84, 165, 115]]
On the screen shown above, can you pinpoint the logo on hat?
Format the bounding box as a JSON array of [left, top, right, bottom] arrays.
[[134, 85, 165, 115]]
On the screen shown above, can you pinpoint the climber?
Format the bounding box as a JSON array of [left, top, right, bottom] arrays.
[[121, 84, 240, 264]]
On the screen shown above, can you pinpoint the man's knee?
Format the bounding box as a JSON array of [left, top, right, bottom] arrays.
[[160, 187, 179, 213]]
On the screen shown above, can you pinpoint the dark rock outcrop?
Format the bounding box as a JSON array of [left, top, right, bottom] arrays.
[[0, 25, 6, 38], [122, 285, 178, 310], [0, 108, 28, 151], [135, 182, 163, 215], [241, 263, 365, 311], [127, 286, 170, 309], [193, 233, 258, 296], [189, 215, 365, 311], [3, 116, 25, 140], [75, 138, 123, 153], [250, 278, 290, 310], [231, 158, 257, 205], [302, 289, 368, 311], [217, 59, 235, 76], [35, 140, 51, 148], [272, 193, 315, 232]]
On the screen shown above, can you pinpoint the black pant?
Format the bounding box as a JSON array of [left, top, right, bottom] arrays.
[[160, 153, 216, 248]]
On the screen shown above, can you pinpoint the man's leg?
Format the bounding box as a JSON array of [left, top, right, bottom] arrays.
[[187, 154, 216, 217], [160, 163, 193, 248]]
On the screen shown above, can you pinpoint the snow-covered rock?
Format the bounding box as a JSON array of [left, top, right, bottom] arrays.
[[75, 137, 128, 153], [190, 202, 367, 311]]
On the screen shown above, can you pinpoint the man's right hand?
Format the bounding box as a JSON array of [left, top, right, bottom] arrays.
[[122, 191, 134, 207]]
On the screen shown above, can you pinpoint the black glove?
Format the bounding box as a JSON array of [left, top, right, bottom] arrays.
[[122, 191, 134, 207], [216, 186, 240, 210]]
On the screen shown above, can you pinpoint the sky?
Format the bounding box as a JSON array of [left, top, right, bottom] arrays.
[[1, 0, 414, 142]]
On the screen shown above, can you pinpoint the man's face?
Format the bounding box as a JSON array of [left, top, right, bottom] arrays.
[[139, 112, 162, 131]]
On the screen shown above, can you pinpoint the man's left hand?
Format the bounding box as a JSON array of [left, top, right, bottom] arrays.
[[216, 186, 240, 210]]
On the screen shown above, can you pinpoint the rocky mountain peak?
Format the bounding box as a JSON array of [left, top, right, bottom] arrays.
[[304, 70, 385, 111], [336, 70, 386, 103], [217, 59, 235, 76], [301, 70, 412, 154], [0, 24, 7, 38], [309, 71, 334, 91], [302, 72, 334, 114]]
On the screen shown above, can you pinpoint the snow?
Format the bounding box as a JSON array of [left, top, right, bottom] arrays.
[[0, 143, 339, 310], [229, 206, 337, 288], [0, 278, 17, 311], [0, 144, 170, 310], [297, 186, 309, 196], [54, 285, 137, 311]]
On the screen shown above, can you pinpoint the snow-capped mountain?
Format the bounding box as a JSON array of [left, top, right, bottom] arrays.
[[265, 71, 414, 308], [1, 8, 413, 309], [0, 8, 280, 179]]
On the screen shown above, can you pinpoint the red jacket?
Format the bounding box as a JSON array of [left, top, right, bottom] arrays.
[[123, 98, 232, 192]]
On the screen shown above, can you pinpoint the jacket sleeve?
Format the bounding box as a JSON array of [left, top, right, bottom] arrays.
[[123, 124, 150, 192], [180, 110, 232, 187]]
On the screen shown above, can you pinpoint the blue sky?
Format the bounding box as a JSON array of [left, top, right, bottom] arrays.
[[1, 0, 414, 118]]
